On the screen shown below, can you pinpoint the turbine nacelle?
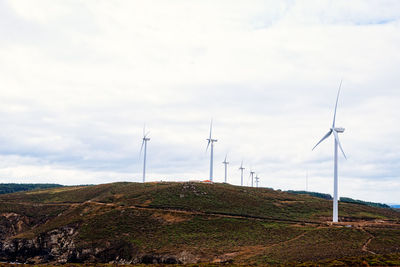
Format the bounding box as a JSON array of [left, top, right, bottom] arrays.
[[333, 127, 345, 133]]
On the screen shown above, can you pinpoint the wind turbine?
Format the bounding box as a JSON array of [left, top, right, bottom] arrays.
[[222, 154, 229, 183], [312, 80, 347, 223], [239, 161, 245, 186], [255, 175, 260, 188], [140, 126, 150, 183], [206, 120, 218, 182], [250, 171, 255, 187]]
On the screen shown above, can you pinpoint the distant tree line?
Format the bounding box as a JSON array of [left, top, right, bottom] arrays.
[[0, 183, 63, 195], [339, 197, 390, 209], [286, 190, 390, 209], [286, 190, 333, 200]]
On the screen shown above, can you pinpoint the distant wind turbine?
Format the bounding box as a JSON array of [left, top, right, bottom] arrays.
[[222, 154, 229, 183], [250, 171, 255, 187], [312, 80, 347, 223], [140, 126, 150, 183], [206, 120, 218, 182], [255, 175, 260, 188], [239, 161, 245, 186]]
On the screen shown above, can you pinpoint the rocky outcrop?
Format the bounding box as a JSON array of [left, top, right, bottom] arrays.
[[0, 226, 78, 264], [0, 213, 30, 240], [0, 223, 200, 264]]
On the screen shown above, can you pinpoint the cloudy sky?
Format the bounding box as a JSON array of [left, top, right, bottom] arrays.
[[1, 0, 400, 203]]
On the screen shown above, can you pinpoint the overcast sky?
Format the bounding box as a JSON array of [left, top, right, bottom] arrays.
[[1, 0, 400, 203]]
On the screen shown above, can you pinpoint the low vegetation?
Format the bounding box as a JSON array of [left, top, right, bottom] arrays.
[[286, 190, 333, 200], [1, 182, 399, 265], [340, 196, 390, 209]]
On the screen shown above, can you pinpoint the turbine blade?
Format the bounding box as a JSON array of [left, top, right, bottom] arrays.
[[206, 139, 210, 151], [209, 119, 213, 140], [332, 80, 343, 128], [332, 130, 347, 159], [312, 130, 332, 151], [145, 131, 150, 138], [224, 154, 227, 162]]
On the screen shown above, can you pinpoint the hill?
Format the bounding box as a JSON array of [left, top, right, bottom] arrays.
[[0, 183, 63, 195], [0, 182, 399, 265]]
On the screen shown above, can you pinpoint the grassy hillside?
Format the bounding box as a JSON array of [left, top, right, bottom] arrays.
[[0, 182, 399, 265]]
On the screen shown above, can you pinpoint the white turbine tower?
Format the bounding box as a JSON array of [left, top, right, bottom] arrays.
[[222, 154, 229, 183], [250, 171, 255, 187], [239, 161, 245, 186], [140, 126, 150, 183], [255, 175, 260, 188], [206, 120, 217, 182], [312, 81, 347, 223]]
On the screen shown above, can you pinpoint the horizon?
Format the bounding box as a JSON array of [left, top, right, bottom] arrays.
[[1, 1, 400, 204]]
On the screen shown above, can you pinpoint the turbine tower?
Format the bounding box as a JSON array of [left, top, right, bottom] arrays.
[[239, 161, 245, 186], [312, 80, 347, 223], [206, 120, 218, 182], [255, 175, 260, 188], [250, 171, 255, 187], [222, 154, 229, 183], [140, 126, 150, 183]]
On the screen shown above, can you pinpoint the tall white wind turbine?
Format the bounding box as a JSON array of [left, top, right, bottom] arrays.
[[239, 161, 245, 186], [140, 126, 150, 183], [222, 154, 229, 183], [206, 120, 218, 182], [312, 81, 347, 223]]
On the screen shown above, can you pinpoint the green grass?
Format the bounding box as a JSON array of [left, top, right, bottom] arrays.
[[1, 181, 400, 264], [2, 182, 398, 223], [366, 228, 400, 254], [254, 227, 370, 264], [77, 206, 306, 255]]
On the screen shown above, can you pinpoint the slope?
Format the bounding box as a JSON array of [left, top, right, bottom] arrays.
[[0, 182, 399, 265]]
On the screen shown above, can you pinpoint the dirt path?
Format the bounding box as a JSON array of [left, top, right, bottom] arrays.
[[360, 227, 376, 255]]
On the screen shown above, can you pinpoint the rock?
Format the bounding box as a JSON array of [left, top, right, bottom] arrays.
[[0, 216, 201, 264]]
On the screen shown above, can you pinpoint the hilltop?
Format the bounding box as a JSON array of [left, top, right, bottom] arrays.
[[0, 182, 399, 265]]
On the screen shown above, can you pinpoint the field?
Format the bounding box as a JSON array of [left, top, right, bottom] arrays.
[[0, 182, 399, 265]]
